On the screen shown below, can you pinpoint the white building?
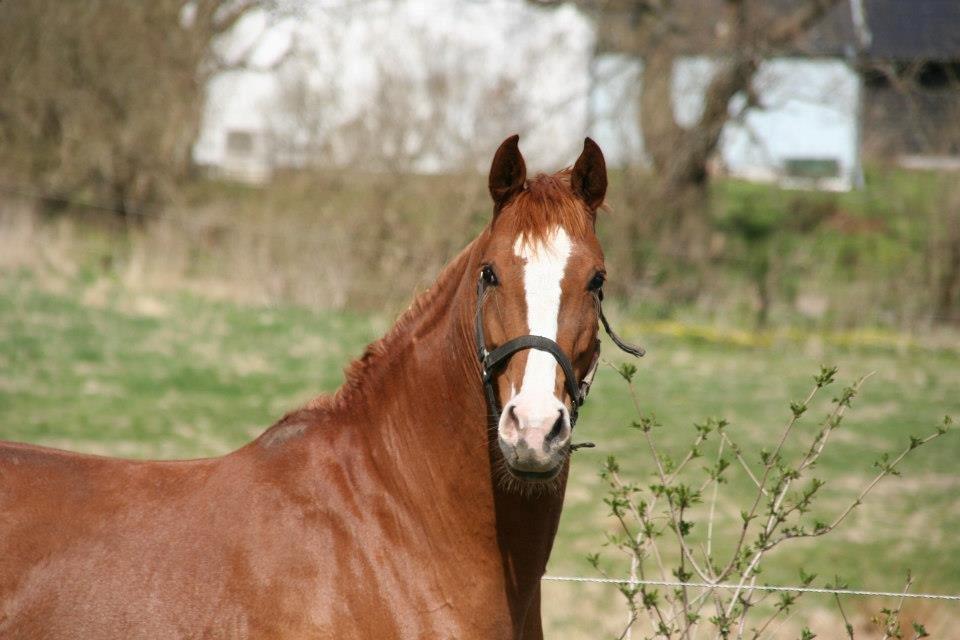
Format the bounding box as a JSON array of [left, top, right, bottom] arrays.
[[195, 0, 860, 189]]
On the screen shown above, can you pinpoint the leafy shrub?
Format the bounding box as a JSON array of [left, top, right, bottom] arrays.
[[591, 363, 953, 639]]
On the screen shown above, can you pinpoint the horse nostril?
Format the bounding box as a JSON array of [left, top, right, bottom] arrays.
[[546, 409, 565, 444], [504, 404, 521, 435]]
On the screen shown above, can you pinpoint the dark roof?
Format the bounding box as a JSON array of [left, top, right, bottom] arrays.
[[861, 0, 960, 60], [587, 0, 960, 61]]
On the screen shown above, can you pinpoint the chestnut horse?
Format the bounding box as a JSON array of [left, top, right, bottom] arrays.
[[0, 136, 640, 639]]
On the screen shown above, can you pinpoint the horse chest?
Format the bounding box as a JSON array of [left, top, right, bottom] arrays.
[[287, 497, 514, 638]]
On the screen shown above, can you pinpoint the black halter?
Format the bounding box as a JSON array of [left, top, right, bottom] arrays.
[[474, 274, 644, 431]]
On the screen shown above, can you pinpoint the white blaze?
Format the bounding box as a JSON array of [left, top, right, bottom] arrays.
[[513, 227, 572, 399]]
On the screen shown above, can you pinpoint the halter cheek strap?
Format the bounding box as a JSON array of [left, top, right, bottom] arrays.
[[474, 275, 643, 431]]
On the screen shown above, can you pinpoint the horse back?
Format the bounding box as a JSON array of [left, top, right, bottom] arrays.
[[0, 435, 514, 639], [0, 440, 248, 637]]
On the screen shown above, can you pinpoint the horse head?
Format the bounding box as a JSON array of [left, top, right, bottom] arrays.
[[476, 135, 633, 485]]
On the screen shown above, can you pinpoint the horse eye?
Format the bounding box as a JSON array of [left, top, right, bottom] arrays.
[[481, 265, 499, 286], [587, 272, 605, 291]]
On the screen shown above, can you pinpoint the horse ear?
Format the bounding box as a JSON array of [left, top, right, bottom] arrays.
[[570, 137, 607, 211], [488, 134, 526, 213]]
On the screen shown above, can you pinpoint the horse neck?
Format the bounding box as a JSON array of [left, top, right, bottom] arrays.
[[329, 235, 567, 619], [347, 241, 485, 437]]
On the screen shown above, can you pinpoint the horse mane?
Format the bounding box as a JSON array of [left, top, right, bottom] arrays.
[[496, 169, 596, 245], [306, 167, 593, 409], [326, 241, 475, 409], [257, 168, 596, 446], [325, 169, 594, 412], [257, 241, 477, 444]]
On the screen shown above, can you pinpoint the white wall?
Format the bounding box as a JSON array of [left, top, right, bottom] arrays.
[[195, 1, 859, 187], [590, 55, 859, 185], [194, 0, 595, 175], [720, 58, 859, 185]]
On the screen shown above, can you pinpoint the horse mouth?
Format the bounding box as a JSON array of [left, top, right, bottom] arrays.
[[506, 462, 563, 482]]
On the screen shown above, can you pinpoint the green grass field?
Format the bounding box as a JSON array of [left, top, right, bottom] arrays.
[[2, 275, 958, 637]]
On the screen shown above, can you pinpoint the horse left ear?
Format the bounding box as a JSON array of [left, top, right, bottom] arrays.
[[489, 134, 527, 213], [570, 137, 607, 211]]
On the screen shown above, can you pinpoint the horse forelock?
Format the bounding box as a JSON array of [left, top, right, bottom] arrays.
[[496, 169, 596, 248]]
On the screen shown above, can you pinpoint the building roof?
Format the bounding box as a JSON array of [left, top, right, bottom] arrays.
[[586, 0, 960, 61], [858, 0, 960, 60], [806, 0, 960, 60]]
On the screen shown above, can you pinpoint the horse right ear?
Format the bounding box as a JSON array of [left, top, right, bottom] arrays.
[[488, 134, 526, 213], [570, 137, 607, 211]]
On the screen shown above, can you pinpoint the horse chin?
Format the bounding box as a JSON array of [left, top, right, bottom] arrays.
[[495, 457, 567, 496], [506, 463, 563, 482]]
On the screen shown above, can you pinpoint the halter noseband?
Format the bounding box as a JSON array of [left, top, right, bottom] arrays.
[[474, 274, 644, 431]]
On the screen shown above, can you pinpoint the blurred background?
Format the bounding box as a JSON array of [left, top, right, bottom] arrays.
[[1, 1, 959, 637]]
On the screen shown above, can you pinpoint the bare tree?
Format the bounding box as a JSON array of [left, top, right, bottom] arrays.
[[265, 35, 343, 169], [268, 2, 535, 174], [532, 0, 846, 254], [0, 0, 273, 219]]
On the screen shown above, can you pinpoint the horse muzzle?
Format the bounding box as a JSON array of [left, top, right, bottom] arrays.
[[497, 393, 570, 479]]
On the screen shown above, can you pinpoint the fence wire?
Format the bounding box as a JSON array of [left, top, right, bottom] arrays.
[[542, 575, 960, 601]]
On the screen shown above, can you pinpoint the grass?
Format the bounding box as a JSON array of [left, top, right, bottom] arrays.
[[1, 274, 958, 637], [0, 275, 381, 457]]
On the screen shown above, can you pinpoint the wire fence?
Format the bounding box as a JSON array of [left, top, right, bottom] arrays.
[[541, 575, 960, 602]]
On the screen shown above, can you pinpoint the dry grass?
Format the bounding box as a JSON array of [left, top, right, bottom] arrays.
[[0, 170, 491, 313], [4, 163, 960, 332]]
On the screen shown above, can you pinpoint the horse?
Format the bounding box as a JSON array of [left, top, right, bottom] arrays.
[[0, 136, 641, 639]]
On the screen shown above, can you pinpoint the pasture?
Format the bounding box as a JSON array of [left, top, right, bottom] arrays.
[[2, 274, 958, 636]]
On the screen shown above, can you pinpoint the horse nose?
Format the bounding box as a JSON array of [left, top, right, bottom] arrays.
[[503, 406, 566, 444], [499, 394, 571, 468]]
